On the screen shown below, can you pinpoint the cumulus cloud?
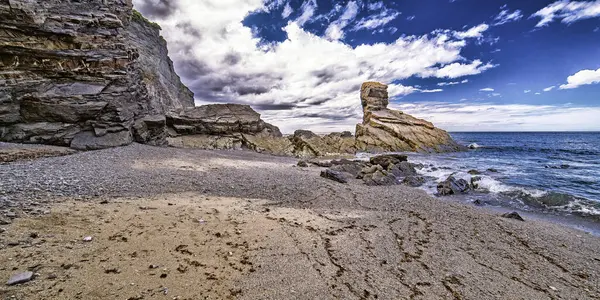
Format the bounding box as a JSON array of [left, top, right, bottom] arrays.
[[543, 86, 556, 92], [524, 90, 531, 93], [493, 7, 523, 25], [132, 0, 498, 133], [392, 102, 600, 132], [559, 68, 600, 89], [437, 79, 469, 86], [532, 0, 600, 27], [479, 88, 495, 92]]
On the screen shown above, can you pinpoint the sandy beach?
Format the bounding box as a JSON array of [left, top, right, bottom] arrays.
[[1, 144, 600, 299]]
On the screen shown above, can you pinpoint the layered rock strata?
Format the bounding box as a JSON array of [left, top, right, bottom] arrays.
[[355, 82, 464, 153], [0, 1, 193, 149]]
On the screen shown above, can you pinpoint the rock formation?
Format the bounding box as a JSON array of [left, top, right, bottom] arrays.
[[165, 104, 284, 150], [0, 0, 194, 150], [355, 82, 464, 153]]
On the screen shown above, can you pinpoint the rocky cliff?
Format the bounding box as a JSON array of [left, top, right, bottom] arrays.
[[355, 82, 464, 153], [0, 0, 194, 149]]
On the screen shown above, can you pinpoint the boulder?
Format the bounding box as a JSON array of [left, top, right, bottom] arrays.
[[355, 82, 465, 153], [320, 169, 348, 184], [389, 162, 418, 177], [133, 115, 168, 146], [71, 130, 133, 151], [437, 175, 471, 196], [329, 160, 367, 177], [501, 212, 525, 222], [289, 130, 356, 158], [369, 154, 408, 169], [402, 176, 426, 187], [0, 2, 194, 149], [362, 170, 399, 186]]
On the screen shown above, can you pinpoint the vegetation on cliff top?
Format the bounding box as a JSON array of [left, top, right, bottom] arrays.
[[132, 9, 162, 30]]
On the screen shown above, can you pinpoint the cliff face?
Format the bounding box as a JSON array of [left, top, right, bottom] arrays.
[[0, 0, 194, 149], [355, 82, 465, 153]]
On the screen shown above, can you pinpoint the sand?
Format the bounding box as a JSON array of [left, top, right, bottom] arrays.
[[1, 144, 600, 299]]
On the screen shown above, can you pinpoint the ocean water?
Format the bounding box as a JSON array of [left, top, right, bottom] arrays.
[[372, 132, 600, 220]]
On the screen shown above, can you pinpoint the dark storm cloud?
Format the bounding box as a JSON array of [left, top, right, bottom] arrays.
[[175, 22, 202, 38], [136, 0, 177, 19], [174, 59, 212, 79], [222, 52, 242, 66], [235, 85, 271, 96], [252, 103, 297, 111], [294, 112, 355, 121]]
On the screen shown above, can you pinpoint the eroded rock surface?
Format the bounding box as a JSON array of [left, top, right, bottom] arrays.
[[355, 82, 465, 153], [0, 1, 193, 149]]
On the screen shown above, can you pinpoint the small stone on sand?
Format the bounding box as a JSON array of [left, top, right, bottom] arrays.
[[7, 271, 34, 285]]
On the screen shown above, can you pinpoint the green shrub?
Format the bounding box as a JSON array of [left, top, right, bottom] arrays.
[[132, 9, 162, 30]]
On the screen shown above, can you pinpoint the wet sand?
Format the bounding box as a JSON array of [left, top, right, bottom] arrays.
[[1, 144, 600, 299]]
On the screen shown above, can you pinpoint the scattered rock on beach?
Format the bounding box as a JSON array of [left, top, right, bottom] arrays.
[[389, 162, 418, 177], [468, 169, 481, 175], [370, 154, 408, 169], [502, 212, 525, 221], [6, 271, 34, 285], [402, 176, 426, 187], [363, 170, 399, 186], [320, 169, 348, 184], [437, 175, 471, 196], [297, 160, 309, 167]]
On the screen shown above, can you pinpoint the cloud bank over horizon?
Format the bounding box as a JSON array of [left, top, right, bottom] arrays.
[[133, 0, 600, 133]]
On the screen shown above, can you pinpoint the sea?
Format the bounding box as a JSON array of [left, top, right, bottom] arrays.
[[363, 132, 600, 233]]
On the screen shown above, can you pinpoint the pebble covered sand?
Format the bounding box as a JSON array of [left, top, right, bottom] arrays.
[[1, 143, 600, 299]]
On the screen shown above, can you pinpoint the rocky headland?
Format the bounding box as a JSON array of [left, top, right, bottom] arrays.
[[0, 0, 463, 157]]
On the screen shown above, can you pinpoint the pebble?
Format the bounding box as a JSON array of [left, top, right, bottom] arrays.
[[83, 236, 93, 242], [6, 271, 34, 285]]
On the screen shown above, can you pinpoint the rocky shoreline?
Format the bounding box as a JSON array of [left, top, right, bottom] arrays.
[[1, 144, 600, 299]]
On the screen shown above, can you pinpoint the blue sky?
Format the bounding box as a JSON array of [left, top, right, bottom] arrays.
[[134, 0, 600, 132]]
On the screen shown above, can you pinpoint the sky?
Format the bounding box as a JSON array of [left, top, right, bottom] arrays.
[[132, 0, 600, 132]]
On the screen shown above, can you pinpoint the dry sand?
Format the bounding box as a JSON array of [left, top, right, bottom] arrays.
[[1, 144, 600, 299]]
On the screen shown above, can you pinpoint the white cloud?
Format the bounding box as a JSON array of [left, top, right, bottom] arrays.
[[438, 79, 469, 86], [524, 90, 531, 93], [494, 7, 523, 25], [132, 0, 498, 133], [453, 23, 490, 39], [325, 1, 360, 40], [282, 2, 293, 19], [480, 87, 495, 92], [427, 60, 497, 79], [559, 68, 600, 89], [543, 85, 556, 92], [352, 8, 400, 31], [391, 102, 600, 132], [407, 15, 416, 21], [295, 0, 318, 26], [535, 92, 542, 95], [420, 89, 444, 93], [532, 0, 600, 27], [367, 2, 385, 11]]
